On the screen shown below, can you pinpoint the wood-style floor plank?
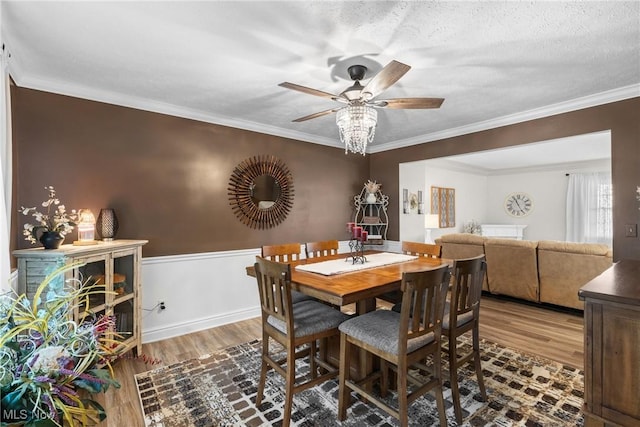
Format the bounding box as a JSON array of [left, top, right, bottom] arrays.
[[478, 295, 584, 369], [97, 295, 584, 426]]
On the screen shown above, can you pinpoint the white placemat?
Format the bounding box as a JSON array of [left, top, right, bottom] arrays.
[[295, 252, 418, 276]]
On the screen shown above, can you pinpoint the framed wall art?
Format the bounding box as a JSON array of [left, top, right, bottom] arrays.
[[430, 186, 455, 228]]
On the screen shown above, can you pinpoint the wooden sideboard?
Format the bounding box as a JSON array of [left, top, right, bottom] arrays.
[[13, 240, 148, 355], [578, 260, 640, 427]]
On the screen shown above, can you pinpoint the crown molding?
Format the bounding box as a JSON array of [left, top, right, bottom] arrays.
[[10, 71, 344, 150], [10, 66, 638, 154], [422, 157, 611, 177], [423, 158, 492, 175], [369, 84, 640, 153]]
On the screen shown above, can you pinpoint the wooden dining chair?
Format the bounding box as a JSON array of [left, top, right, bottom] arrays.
[[305, 239, 339, 259], [261, 242, 303, 262], [378, 241, 443, 305], [338, 265, 451, 427], [261, 243, 314, 304], [402, 240, 442, 258], [442, 254, 487, 424], [253, 256, 350, 427]]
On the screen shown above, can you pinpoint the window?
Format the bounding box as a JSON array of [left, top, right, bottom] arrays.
[[565, 172, 612, 246]]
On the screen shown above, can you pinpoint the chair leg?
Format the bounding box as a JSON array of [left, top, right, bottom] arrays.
[[319, 336, 328, 374], [338, 333, 351, 421], [310, 340, 317, 379], [397, 360, 408, 427], [380, 359, 388, 397], [256, 334, 269, 406], [473, 324, 487, 401], [433, 350, 448, 427], [282, 345, 296, 427], [448, 336, 464, 424]]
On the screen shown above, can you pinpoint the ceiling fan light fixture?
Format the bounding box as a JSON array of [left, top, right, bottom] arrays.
[[336, 104, 377, 155]]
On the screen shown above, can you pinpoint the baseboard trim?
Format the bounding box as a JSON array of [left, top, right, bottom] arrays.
[[142, 306, 260, 343]]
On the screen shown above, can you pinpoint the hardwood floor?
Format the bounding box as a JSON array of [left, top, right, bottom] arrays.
[[478, 295, 584, 369], [97, 295, 584, 426]]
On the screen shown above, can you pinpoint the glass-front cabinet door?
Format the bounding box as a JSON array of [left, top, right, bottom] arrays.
[[73, 248, 138, 353], [111, 248, 138, 351], [74, 253, 109, 327]]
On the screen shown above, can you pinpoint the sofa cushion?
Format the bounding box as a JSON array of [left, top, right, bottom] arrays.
[[438, 233, 486, 245], [485, 238, 538, 249], [537, 240, 612, 257], [436, 233, 489, 291], [538, 240, 612, 310], [484, 238, 539, 302]]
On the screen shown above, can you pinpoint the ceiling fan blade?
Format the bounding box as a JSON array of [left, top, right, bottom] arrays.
[[377, 97, 445, 109], [279, 82, 340, 101], [292, 108, 339, 122], [360, 60, 411, 100]]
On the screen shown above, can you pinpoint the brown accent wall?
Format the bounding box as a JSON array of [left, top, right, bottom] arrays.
[[10, 87, 640, 261], [11, 87, 369, 258], [371, 97, 640, 261]]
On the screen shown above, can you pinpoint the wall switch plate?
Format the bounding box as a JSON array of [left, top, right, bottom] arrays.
[[625, 224, 637, 237]]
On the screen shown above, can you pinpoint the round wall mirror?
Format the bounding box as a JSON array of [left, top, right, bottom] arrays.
[[228, 155, 294, 229], [251, 174, 281, 209]]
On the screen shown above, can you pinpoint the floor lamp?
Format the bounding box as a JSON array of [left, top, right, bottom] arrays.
[[424, 214, 440, 244]]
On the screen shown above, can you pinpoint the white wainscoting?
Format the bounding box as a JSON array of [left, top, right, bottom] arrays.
[[140, 240, 401, 343], [140, 247, 262, 343]]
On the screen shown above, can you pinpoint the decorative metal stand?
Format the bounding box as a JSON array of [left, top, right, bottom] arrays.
[[346, 238, 367, 264]]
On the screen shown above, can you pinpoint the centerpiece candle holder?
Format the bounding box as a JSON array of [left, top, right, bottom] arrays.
[[346, 223, 368, 264]]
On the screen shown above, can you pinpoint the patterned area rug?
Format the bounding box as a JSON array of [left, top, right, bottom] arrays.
[[135, 336, 584, 426]]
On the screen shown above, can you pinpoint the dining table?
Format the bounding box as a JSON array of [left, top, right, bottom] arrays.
[[246, 249, 451, 313], [246, 249, 452, 378]]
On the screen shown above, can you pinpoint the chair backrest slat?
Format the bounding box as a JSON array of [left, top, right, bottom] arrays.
[[451, 255, 486, 320], [254, 256, 295, 334], [402, 241, 442, 259], [399, 265, 451, 352], [305, 240, 339, 259], [262, 243, 302, 263]]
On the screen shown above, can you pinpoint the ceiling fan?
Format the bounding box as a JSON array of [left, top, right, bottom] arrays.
[[278, 60, 444, 123]]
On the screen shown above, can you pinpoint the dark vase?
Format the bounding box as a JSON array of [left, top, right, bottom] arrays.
[[96, 208, 119, 241], [39, 231, 65, 249]]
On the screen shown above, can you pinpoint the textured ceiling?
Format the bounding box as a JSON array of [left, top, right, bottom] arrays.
[[2, 1, 639, 157]]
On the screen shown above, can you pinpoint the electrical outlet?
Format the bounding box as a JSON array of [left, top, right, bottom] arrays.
[[625, 224, 637, 237], [159, 301, 166, 311]]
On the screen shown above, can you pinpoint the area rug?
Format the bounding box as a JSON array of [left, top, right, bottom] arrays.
[[135, 337, 584, 426]]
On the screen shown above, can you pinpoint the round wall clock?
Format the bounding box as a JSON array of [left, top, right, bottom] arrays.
[[504, 192, 533, 217]]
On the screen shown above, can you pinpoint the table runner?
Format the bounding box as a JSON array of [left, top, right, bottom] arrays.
[[295, 252, 418, 276]]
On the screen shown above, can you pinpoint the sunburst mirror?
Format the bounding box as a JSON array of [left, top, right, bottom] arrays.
[[228, 155, 294, 229]]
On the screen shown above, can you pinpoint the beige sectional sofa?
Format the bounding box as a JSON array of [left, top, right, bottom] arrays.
[[435, 233, 613, 310]]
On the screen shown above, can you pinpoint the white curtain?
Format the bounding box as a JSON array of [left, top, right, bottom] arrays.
[[1, 16, 13, 291], [566, 172, 612, 246]]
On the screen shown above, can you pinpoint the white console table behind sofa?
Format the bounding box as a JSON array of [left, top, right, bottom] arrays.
[[481, 224, 527, 240]]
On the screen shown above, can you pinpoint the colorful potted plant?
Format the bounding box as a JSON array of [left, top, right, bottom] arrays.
[[0, 263, 121, 426]]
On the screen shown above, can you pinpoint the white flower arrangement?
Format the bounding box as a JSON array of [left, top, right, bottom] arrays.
[[364, 180, 381, 194], [463, 220, 483, 235], [19, 186, 78, 244]]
